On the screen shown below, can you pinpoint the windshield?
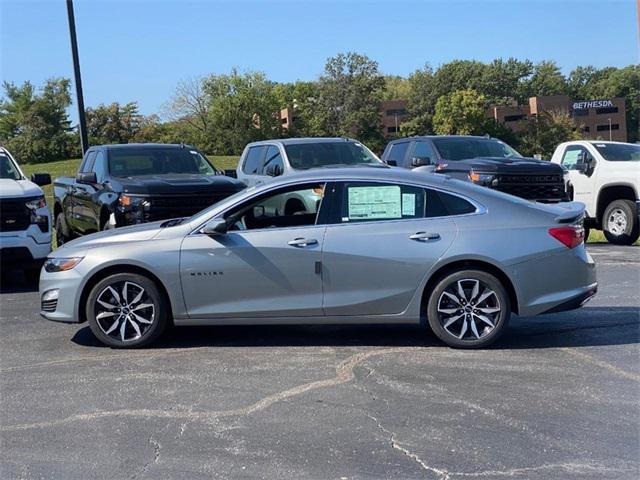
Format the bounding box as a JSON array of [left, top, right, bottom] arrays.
[[108, 148, 217, 177], [432, 138, 522, 161], [0, 152, 22, 180], [284, 141, 383, 170], [592, 143, 640, 161]]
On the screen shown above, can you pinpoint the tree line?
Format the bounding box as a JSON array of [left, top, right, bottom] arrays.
[[1, 52, 638, 164]]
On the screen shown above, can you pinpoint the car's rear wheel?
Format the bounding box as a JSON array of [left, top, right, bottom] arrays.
[[426, 269, 510, 348], [86, 273, 168, 348], [602, 200, 639, 245]]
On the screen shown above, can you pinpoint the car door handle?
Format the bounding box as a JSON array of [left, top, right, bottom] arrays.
[[288, 238, 318, 247], [409, 232, 440, 241]]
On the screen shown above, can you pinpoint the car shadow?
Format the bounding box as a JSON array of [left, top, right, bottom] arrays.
[[0, 268, 38, 293], [71, 306, 639, 350]]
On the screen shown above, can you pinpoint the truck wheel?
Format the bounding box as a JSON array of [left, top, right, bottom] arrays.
[[602, 200, 640, 245], [426, 269, 511, 348], [55, 213, 72, 247], [86, 272, 168, 348]]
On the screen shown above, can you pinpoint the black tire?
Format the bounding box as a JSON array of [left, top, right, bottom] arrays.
[[602, 199, 639, 246], [55, 213, 72, 247], [86, 272, 168, 348], [426, 269, 511, 349]]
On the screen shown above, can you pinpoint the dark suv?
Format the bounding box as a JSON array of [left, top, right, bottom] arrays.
[[382, 136, 569, 203]]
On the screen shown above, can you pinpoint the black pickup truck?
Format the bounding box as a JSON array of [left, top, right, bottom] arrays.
[[382, 135, 569, 203], [53, 143, 245, 244]]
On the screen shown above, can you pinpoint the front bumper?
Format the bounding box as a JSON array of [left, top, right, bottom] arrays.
[[39, 267, 84, 323], [0, 225, 51, 264]]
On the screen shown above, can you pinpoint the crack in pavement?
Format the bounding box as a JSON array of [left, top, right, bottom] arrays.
[[0, 347, 421, 432]]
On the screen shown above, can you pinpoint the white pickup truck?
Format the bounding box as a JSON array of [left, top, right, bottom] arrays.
[[551, 141, 640, 245], [0, 147, 52, 283]]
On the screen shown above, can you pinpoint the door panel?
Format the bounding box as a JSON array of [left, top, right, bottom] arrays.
[[322, 218, 457, 316], [181, 226, 325, 319]]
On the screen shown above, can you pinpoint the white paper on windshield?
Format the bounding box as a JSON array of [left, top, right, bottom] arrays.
[[402, 193, 416, 216], [347, 185, 401, 220]]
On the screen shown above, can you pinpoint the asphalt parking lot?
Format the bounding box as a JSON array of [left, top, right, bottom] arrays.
[[0, 244, 638, 480]]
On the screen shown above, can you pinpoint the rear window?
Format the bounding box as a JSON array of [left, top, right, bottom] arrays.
[[108, 148, 216, 177], [592, 143, 640, 161], [284, 142, 382, 170], [432, 138, 521, 161]]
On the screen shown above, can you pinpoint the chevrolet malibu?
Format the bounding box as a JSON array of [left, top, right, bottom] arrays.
[[40, 168, 597, 348]]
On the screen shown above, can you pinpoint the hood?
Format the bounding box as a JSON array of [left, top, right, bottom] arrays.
[[113, 174, 245, 195], [0, 179, 43, 199], [57, 220, 166, 253], [442, 157, 564, 175]]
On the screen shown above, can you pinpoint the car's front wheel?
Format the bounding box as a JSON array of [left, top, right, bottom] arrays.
[[602, 199, 639, 245], [426, 269, 511, 348], [86, 273, 168, 348]]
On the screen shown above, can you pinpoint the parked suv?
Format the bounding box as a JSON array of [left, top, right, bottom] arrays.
[[0, 146, 52, 283], [53, 143, 245, 244], [551, 140, 640, 245], [382, 136, 569, 203]]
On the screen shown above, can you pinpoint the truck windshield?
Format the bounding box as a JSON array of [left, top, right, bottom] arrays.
[[432, 138, 522, 161], [108, 148, 217, 177], [284, 142, 383, 170], [592, 143, 640, 161], [0, 153, 22, 180]]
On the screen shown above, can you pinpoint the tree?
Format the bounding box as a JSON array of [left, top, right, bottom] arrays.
[[86, 102, 143, 145], [433, 89, 488, 135], [518, 111, 583, 159], [203, 69, 282, 155], [401, 65, 437, 136], [382, 75, 411, 101], [522, 61, 569, 97], [315, 52, 386, 151], [273, 80, 322, 137], [0, 78, 74, 163], [163, 77, 212, 150]]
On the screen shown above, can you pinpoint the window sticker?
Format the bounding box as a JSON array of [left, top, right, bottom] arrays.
[[596, 144, 606, 148], [347, 185, 401, 220], [402, 193, 416, 216]]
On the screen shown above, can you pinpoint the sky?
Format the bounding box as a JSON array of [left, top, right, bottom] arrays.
[[1, 0, 638, 122]]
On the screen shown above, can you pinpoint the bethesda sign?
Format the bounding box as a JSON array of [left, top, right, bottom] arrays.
[[572, 99, 614, 110]]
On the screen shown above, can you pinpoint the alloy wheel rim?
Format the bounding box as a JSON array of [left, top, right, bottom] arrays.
[[437, 278, 501, 341], [95, 281, 155, 342], [607, 208, 627, 236]]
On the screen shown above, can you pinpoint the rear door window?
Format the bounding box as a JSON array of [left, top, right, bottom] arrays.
[[243, 146, 265, 174], [336, 182, 426, 223], [385, 142, 409, 167]]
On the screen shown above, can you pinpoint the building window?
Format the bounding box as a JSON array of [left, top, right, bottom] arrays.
[[582, 126, 590, 133], [387, 126, 399, 133], [596, 107, 618, 115], [596, 124, 619, 131], [504, 114, 526, 122], [572, 109, 589, 117], [386, 109, 407, 116]]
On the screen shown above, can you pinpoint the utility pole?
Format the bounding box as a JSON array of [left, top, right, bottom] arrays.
[[66, 0, 89, 155], [608, 117, 612, 141]]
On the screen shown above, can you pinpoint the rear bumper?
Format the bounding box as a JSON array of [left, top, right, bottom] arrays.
[[512, 245, 597, 317]]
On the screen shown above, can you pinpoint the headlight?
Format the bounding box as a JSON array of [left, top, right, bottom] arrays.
[[118, 194, 151, 224], [469, 171, 498, 186], [44, 257, 83, 273], [25, 196, 46, 210]]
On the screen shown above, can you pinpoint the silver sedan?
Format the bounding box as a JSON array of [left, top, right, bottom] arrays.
[[39, 168, 597, 348]]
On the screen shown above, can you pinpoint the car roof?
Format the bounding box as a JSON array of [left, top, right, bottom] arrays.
[[99, 143, 198, 150], [389, 135, 494, 143], [246, 137, 361, 147]]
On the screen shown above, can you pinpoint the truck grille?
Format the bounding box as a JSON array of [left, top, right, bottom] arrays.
[[145, 193, 233, 221], [0, 198, 31, 232], [495, 174, 565, 202]]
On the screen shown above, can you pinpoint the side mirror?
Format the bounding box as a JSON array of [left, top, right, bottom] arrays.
[[76, 171, 97, 184], [411, 156, 431, 168], [201, 218, 228, 236], [265, 163, 282, 177], [576, 152, 595, 176], [31, 173, 51, 186]]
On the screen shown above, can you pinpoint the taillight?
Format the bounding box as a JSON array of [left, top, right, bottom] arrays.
[[549, 226, 584, 249]]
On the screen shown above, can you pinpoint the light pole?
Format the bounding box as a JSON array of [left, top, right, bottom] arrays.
[[66, 0, 89, 155], [608, 117, 612, 141]]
